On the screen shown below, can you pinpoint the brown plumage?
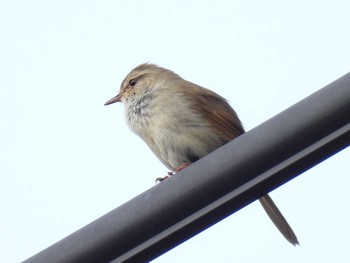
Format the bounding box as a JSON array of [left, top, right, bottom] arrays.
[[105, 63, 299, 245]]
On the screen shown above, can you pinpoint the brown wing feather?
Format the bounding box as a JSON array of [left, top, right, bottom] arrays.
[[183, 81, 245, 142]]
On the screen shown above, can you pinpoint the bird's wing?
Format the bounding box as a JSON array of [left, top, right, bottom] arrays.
[[183, 82, 245, 142]]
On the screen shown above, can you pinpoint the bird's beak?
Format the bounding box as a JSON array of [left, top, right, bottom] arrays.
[[104, 94, 122, 106]]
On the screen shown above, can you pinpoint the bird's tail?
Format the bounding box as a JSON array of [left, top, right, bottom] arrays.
[[259, 194, 299, 246]]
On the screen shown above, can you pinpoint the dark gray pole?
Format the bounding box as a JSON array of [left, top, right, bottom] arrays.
[[24, 73, 350, 263]]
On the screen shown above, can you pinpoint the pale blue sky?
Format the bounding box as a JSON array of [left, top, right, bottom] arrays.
[[1, 1, 349, 262]]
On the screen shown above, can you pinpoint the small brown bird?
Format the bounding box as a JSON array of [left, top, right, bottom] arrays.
[[105, 63, 299, 245]]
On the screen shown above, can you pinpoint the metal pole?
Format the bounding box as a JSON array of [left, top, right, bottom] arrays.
[[24, 73, 350, 263]]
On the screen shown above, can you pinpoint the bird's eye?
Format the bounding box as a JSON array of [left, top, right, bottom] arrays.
[[129, 79, 137, 86]]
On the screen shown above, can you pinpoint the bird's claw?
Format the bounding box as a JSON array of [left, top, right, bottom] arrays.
[[155, 171, 173, 183], [155, 163, 192, 183]]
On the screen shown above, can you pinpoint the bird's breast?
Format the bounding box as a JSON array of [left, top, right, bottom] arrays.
[[124, 94, 225, 170]]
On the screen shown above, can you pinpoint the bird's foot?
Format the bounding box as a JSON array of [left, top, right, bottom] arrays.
[[155, 171, 174, 183], [155, 163, 192, 183]]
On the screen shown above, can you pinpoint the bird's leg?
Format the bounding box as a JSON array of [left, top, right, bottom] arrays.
[[155, 162, 192, 183]]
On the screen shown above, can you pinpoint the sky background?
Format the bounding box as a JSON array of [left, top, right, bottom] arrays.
[[1, 1, 349, 262]]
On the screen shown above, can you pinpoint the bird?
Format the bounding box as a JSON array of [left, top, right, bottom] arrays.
[[105, 63, 299, 246]]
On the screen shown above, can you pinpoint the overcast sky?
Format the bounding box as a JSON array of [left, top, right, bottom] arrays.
[[1, 1, 349, 262]]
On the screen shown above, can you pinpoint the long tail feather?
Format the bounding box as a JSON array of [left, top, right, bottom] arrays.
[[259, 194, 299, 246]]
